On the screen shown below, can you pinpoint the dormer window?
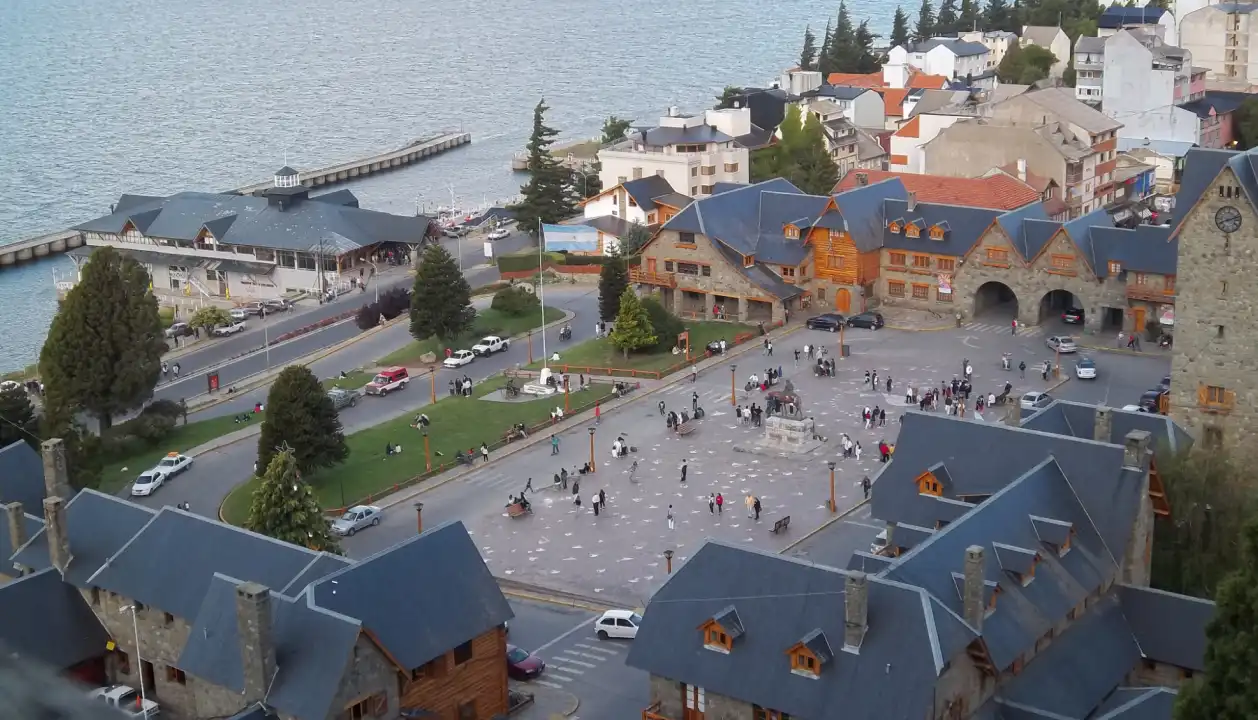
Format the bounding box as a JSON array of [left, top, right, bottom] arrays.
[[700, 606, 744, 654], [787, 629, 832, 679], [1108, 260, 1122, 276], [704, 626, 731, 652], [988, 584, 1002, 611], [905, 224, 921, 238], [743, 254, 755, 268], [916, 471, 942, 496], [791, 648, 819, 677], [784, 224, 800, 240], [929, 225, 946, 240], [888, 221, 901, 234]]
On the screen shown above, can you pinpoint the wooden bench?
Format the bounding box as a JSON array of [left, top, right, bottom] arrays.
[[507, 503, 530, 518], [675, 422, 696, 437], [771, 515, 791, 534]]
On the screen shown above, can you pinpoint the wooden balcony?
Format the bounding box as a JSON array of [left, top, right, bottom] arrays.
[[1197, 387, 1235, 414], [630, 267, 677, 288], [643, 701, 670, 720], [1127, 286, 1175, 303]]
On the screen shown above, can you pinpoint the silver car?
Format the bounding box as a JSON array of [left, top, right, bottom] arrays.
[[331, 505, 383, 536], [1046, 335, 1078, 353]]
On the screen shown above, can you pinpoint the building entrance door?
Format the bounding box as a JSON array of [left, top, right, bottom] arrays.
[[682, 685, 705, 720], [1132, 306, 1146, 335], [836, 288, 851, 313], [647, 258, 657, 275]]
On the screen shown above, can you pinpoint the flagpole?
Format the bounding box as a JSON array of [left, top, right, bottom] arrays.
[[539, 219, 547, 368]]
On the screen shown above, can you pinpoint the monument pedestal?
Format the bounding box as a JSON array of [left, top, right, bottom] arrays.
[[735, 415, 824, 456]]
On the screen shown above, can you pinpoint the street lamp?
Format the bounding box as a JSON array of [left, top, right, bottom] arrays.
[[730, 364, 737, 407], [423, 430, 432, 472], [527, 330, 534, 364], [564, 375, 571, 414], [827, 461, 837, 514], [119, 605, 150, 720], [664, 549, 675, 575], [414, 502, 425, 534], [587, 426, 597, 474], [429, 369, 437, 404], [572, 168, 591, 198]]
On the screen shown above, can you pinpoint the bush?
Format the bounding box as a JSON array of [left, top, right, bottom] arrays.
[[158, 306, 176, 326], [472, 281, 511, 295], [189, 306, 231, 329], [130, 414, 176, 443], [142, 399, 184, 419], [491, 286, 541, 317], [1145, 317, 1162, 341], [641, 296, 684, 352], [497, 251, 564, 273], [356, 303, 381, 330], [378, 288, 411, 320], [560, 255, 610, 266]]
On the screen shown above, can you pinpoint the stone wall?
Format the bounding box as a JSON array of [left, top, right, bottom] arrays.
[[648, 676, 756, 720], [640, 230, 790, 323], [325, 635, 399, 720]]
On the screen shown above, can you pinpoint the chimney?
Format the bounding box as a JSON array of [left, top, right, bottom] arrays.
[[4, 503, 27, 575], [668, 106, 680, 117], [906, 191, 918, 212], [884, 521, 897, 556], [42, 497, 70, 574], [844, 572, 869, 650], [41, 438, 71, 501], [855, 171, 869, 186], [963, 545, 986, 631], [1094, 406, 1113, 443], [1016, 158, 1028, 182], [235, 582, 277, 703], [1123, 429, 1152, 470]]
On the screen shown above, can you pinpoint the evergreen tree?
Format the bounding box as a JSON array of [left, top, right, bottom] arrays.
[[608, 288, 656, 358], [799, 25, 818, 71], [936, 0, 959, 34], [39, 245, 163, 430], [714, 86, 742, 109], [256, 365, 348, 477], [792, 113, 841, 195], [959, 0, 981, 31], [1173, 512, 1258, 719], [818, 20, 834, 76], [854, 21, 880, 73], [891, 6, 912, 47], [0, 385, 38, 450], [914, 0, 935, 41], [827, 2, 857, 73], [598, 257, 630, 323], [984, 0, 1014, 32], [409, 243, 475, 341], [514, 99, 575, 234], [246, 447, 342, 554], [600, 116, 631, 145], [619, 221, 653, 256]]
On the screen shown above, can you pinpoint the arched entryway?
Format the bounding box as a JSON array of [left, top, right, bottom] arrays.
[[973, 281, 1018, 319], [1038, 289, 1079, 322], [836, 288, 852, 313]]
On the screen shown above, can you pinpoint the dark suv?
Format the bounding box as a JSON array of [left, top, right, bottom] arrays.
[[847, 312, 885, 330], [1062, 307, 1085, 324]]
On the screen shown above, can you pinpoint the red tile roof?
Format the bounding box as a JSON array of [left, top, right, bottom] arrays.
[[880, 88, 910, 118], [832, 170, 1043, 211], [827, 71, 885, 88]]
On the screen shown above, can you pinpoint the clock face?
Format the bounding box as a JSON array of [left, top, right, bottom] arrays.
[[1216, 206, 1243, 233]]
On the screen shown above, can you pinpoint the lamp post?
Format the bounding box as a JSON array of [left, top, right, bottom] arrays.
[[664, 549, 675, 575], [119, 605, 150, 720], [414, 502, 425, 534], [572, 168, 591, 198], [730, 364, 737, 407], [528, 330, 534, 364], [423, 430, 432, 472], [588, 426, 597, 474], [429, 369, 437, 404], [564, 376, 570, 414], [839, 322, 846, 358], [827, 460, 837, 514]]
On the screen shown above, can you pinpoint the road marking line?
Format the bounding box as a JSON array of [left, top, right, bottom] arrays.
[[548, 664, 586, 676], [555, 654, 598, 668], [534, 616, 596, 654], [574, 643, 620, 655], [535, 680, 566, 689], [566, 651, 607, 661]]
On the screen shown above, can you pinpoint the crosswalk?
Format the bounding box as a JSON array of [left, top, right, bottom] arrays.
[[533, 640, 625, 691], [963, 321, 1047, 337]]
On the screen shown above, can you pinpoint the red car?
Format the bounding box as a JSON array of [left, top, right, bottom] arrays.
[[506, 645, 545, 680]]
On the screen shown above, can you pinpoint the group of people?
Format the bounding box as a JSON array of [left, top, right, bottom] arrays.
[[861, 406, 887, 429], [593, 320, 611, 338], [160, 361, 182, 380], [814, 356, 836, 377], [746, 367, 783, 392], [863, 370, 893, 393], [735, 404, 765, 426], [610, 436, 632, 458], [448, 376, 474, 397]]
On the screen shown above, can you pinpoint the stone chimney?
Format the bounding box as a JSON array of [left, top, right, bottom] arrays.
[[1123, 429, 1152, 470], [42, 497, 70, 574], [883, 521, 897, 556], [907, 191, 918, 212], [1094, 406, 1113, 443], [1016, 158, 1028, 182], [235, 582, 277, 703], [41, 439, 71, 502], [963, 545, 985, 631], [855, 171, 869, 186], [844, 572, 869, 650], [4, 503, 27, 575]]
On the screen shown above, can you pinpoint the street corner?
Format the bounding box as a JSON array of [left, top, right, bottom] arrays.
[[510, 680, 580, 720]]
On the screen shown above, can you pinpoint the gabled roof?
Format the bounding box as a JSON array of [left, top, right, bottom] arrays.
[[640, 125, 733, 146], [279, 552, 353, 596], [802, 85, 873, 102], [832, 178, 911, 252], [308, 520, 512, 670], [621, 175, 678, 211], [992, 202, 1054, 260], [909, 38, 990, 57], [1076, 35, 1107, 54], [660, 178, 817, 264], [0, 441, 45, 513], [1170, 148, 1236, 236], [0, 567, 109, 670], [881, 200, 1006, 256], [835, 170, 1041, 211], [1021, 26, 1066, 47], [1014, 87, 1124, 134], [1092, 687, 1178, 719], [0, 510, 42, 572], [1117, 584, 1214, 671], [711, 241, 805, 300], [1099, 5, 1168, 27], [13, 489, 156, 588]]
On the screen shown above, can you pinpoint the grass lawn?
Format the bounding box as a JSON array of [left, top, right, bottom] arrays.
[[378, 307, 565, 366], [220, 376, 615, 524], [100, 412, 265, 494], [322, 370, 376, 390], [529, 320, 756, 374]]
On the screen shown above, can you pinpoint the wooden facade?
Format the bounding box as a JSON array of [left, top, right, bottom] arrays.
[[399, 627, 509, 720]]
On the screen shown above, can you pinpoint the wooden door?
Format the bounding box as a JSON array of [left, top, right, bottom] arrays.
[[1132, 306, 1146, 335], [682, 684, 705, 720], [836, 288, 851, 313], [647, 258, 657, 274]]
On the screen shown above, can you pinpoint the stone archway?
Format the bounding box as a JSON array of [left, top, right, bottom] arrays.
[[973, 281, 1018, 319], [1038, 289, 1080, 323]]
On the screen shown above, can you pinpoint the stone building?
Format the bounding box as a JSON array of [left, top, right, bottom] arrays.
[[0, 440, 513, 720], [628, 403, 1212, 720]]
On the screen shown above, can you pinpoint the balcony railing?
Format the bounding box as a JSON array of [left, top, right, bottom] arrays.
[[630, 267, 678, 287], [1127, 286, 1175, 303], [1197, 387, 1235, 414], [643, 701, 670, 720]]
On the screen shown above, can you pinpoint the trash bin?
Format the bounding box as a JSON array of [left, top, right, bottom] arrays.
[[839, 344, 851, 358]]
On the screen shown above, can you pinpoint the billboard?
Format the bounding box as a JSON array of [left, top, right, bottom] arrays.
[[542, 224, 599, 252]]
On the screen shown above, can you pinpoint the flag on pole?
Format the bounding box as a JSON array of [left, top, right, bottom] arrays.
[[542, 224, 599, 252]]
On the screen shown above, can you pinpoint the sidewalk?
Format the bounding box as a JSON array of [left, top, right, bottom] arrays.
[[510, 681, 579, 720], [879, 306, 958, 332]]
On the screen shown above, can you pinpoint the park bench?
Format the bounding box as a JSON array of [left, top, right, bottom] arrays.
[[675, 422, 696, 437], [771, 515, 791, 534], [506, 502, 531, 518]]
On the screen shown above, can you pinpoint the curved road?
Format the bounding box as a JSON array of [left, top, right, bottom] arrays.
[[126, 286, 599, 515]]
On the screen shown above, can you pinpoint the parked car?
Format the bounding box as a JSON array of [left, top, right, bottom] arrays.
[[1061, 307, 1085, 324], [594, 609, 643, 640], [805, 313, 846, 331], [1045, 335, 1078, 353], [1121, 404, 1151, 413], [327, 386, 362, 410], [239, 302, 266, 317], [262, 298, 293, 313], [1020, 391, 1053, 410], [229, 308, 249, 321], [365, 367, 409, 395], [847, 312, 885, 330], [472, 335, 509, 356], [213, 321, 246, 336], [89, 685, 161, 718], [506, 645, 546, 680], [164, 322, 194, 339], [1074, 357, 1097, 380], [443, 349, 476, 368], [130, 470, 165, 497], [152, 452, 193, 477], [331, 505, 383, 536], [1158, 375, 1171, 393], [1138, 389, 1167, 414], [487, 227, 510, 241]]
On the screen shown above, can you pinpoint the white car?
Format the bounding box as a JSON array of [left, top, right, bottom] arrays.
[[594, 609, 643, 640], [90, 685, 161, 718], [1046, 335, 1078, 353], [152, 453, 193, 476], [1121, 404, 1151, 413], [331, 505, 383, 536], [1020, 391, 1053, 410], [1074, 357, 1097, 380], [130, 470, 165, 497], [0, 380, 21, 393], [229, 308, 249, 321], [443, 349, 475, 368], [212, 321, 246, 336], [472, 336, 509, 356], [488, 227, 510, 241]]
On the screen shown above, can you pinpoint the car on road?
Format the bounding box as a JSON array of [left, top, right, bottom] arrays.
[[1138, 389, 1168, 414], [443, 225, 471, 238], [487, 227, 510, 241], [472, 336, 509, 356], [443, 349, 476, 368], [229, 308, 249, 321], [1045, 335, 1078, 353], [594, 609, 643, 639], [164, 322, 194, 339], [262, 298, 293, 313], [1061, 307, 1085, 324], [505, 645, 546, 680], [1020, 391, 1053, 410], [89, 685, 162, 718], [705, 338, 727, 354], [0, 380, 22, 393], [130, 470, 165, 497], [1074, 357, 1097, 380], [212, 320, 247, 337], [326, 386, 362, 410], [805, 313, 846, 331], [1158, 375, 1171, 393], [331, 505, 383, 536], [152, 452, 194, 477], [365, 367, 410, 396], [847, 312, 885, 330]]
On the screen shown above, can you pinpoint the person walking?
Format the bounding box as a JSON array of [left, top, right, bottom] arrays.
[[1019, 360, 1026, 379], [862, 476, 872, 498], [595, 402, 601, 424], [708, 494, 716, 514], [745, 493, 755, 518], [667, 505, 675, 530], [550, 435, 560, 455], [480, 443, 489, 464], [599, 488, 607, 509], [525, 478, 534, 494], [680, 459, 688, 483], [854, 442, 863, 461], [793, 348, 800, 367], [691, 365, 698, 383], [658, 399, 666, 415], [871, 371, 879, 389], [161, 361, 169, 378], [691, 392, 699, 414], [879, 408, 887, 427], [767, 341, 774, 357], [1011, 319, 1017, 335], [173, 362, 181, 378], [885, 375, 892, 393], [753, 496, 761, 521], [864, 369, 871, 385], [593, 498, 601, 516], [715, 492, 724, 515]]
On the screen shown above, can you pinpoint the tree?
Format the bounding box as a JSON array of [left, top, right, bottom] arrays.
[[188, 306, 230, 330], [515, 99, 575, 234], [256, 365, 348, 477], [490, 285, 540, 317], [891, 6, 911, 47], [410, 243, 475, 341], [1173, 512, 1258, 719], [619, 221, 653, 257], [799, 26, 818, 71], [600, 116, 631, 145], [714, 86, 742, 110], [914, 0, 935, 41], [0, 386, 38, 450], [608, 288, 656, 358], [818, 20, 833, 75], [826, 2, 857, 75], [355, 303, 381, 331], [598, 257, 630, 323], [936, 0, 959, 34], [377, 287, 412, 320], [1234, 98, 1258, 150], [752, 106, 839, 195], [959, 0, 981, 31], [39, 246, 164, 431], [640, 296, 685, 352], [984, 0, 1014, 32], [246, 447, 342, 554], [997, 43, 1057, 84], [853, 21, 880, 73]]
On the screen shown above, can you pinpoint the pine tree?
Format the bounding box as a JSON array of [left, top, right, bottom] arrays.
[[959, 0, 981, 31], [256, 366, 349, 477], [791, 113, 841, 195], [827, 2, 857, 74], [936, 0, 959, 34], [914, 0, 935, 41], [410, 243, 475, 341], [514, 99, 574, 235], [854, 21, 880, 73], [598, 257, 630, 323], [799, 25, 818, 71], [714, 86, 742, 110], [891, 6, 911, 47], [39, 245, 164, 430], [818, 20, 834, 76], [984, 0, 1013, 32], [246, 447, 342, 554], [609, 288, 656, 358], [0, 385, 38, 450], [1174, 513, 1258, 719], [600, 116, 631, 145]]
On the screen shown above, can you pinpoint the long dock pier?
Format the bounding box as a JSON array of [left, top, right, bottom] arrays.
[[0, 131, 472, 268]]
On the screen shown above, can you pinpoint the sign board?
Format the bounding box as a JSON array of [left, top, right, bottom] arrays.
[[207, 372, 220, 393], [937, 273, 952, 294], [483, 242, 493, 259]]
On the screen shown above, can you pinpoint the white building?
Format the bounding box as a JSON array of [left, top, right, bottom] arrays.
[[959, 30, 1020, 70], [1020, 26, 1073, 78], [1101, 30, 1203, 154], [1074, 36, 1107, 105], [887, 38, 991, 80], [579, 175, 691, 227], [1179, 3, 1258, 89], [778, 68, 824, 96], [597, 107, 753, 198], [1097, 4, 1177, 44], [795, 86, 886, 129], [888, 111, 968, 172]]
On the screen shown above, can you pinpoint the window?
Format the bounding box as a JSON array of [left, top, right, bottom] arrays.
[[724, 162, 739, 173], [1134, 272, 1148, 286], [165, 666, 186, 685], [1218, 325, 1225, 339], [412, 657, 443, 680], [1204, 426, 1224, 449], [936, 288, 952, 303], [664, 261, 674, 272], [905, 225, 920, 238], [298, 253, 317, 271], [676, 262, 700, 276], [784, 225, 800, 239], [701, 166, 716, 176], [1051, 254, 1075, 269], [617, 176, 627, 184], [678, 232, 696, 246], [889, 252, 906, 266], [704, 626, 731, 650], [781, 267, 796, 278], [205, 269, 221, 282], [691, 186, 699, 195], [917, 471, 942, 495], [888, 222, 901, 233], [632, 167, 643, 180], [911, 284, 929, 300], [888, 281, 906, 298], [936, 258, 955, 271], [743, 255, 754, 268], [985, 248, 1009, 262], [453, 640, 473, 665], [457, 700, 476, 720], [912, 254, 931, 268], [691, 167, 699, 177], [1165, 275, 1175, 292], [647, 212, 657, 224], [163, 612, 174, 626], [1108, 260, 1122, 275], [700, 184, 714, 194], [701, 266, 711, 277], [628, 196, 638, 207], [817, 288, 826, 301], [754, 706, 792, 720], [1206, 385, 1228, 403], [826, 255, 845, 269], [929, 226, 945, 240], [678, 144, 707, 153]]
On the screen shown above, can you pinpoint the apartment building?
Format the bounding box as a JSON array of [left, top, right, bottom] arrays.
[[1103, 30, 1206, 157], [1021, 26, 1073, 77], [1075, 36, 1106, 105], [887, 38, 991, 80], [1098, 4, 1177, 43], [959, 30, 1019, 69], [1179, 3, 1258, 89]]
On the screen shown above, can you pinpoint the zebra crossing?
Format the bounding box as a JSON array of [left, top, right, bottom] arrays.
[[533, 640, 625, 691], [963, 321, 1047, 337]]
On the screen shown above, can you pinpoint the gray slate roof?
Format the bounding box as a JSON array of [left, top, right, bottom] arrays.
[[640, 125, 733, 147], [911, 38, 990, 57], [0, 441, 45, 513], [280, 552, 353, 596], [308, 520, 512, 670], [1021, 400, 1191, 454], [12, 489, 156, 587], [1171, 148, 1235, 234], [621, 175, 678, 210], [1100, 5, 1167, 27], [1076, 35, 1107, 54], [1021, 26, 1065, 48], [801, 85, 872, 101], [1117, 584, 1214, 671], [1093, 687, 1178, 718], [882, 200, 1004, 256], [832, 178, 911, 252], [0, 567, 109, 670], [0, 511, 42, 573]]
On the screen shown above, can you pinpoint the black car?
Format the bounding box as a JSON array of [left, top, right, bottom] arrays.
[[847, 312, 885, 330], [1062, 307, 1085, 324], [1138, 389, 1168, 414], [705, 339, 726, 354], [1158, 375, 1171, 393], [805, 313, 846, 331]]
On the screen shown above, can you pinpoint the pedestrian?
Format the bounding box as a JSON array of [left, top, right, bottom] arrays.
[[794, 348, 800, 366], [862, 476, 872, 498], [709, 494, 716, 514], [1042, 362, 1050, 381], [886, 375, 892, 392], [550, 435, 560, 455], [161, 361, 169, 377], [173, 362, 181, 378], [680, 459, 688, 483], [878, 441, 890, 463], [745, 493, 754, 518], [1011, 319, 1017, 335], [855, 442, 863, 461], [691, 392, 699, 413], [767, 341, 774, 356], [525, 477, 534, 494], [716, 492, 723, 514], [691, 365, 698, 383], [595, 402, 601, 424], [593, 498, 601, 516], [658, 399, 666, 415], [879, 408, 886, 426], [575, 493, 582, 507], [864, 408, 872, 430], [763, 337, 769, 354], [599, 488, 607, 508], [864, 369, 871, 385], [480, 443, 489, 463], [871, 371, 879, 388], [667, 505, 675, 530], [449, 379, 456, 397], [1019, 360, 1026, 379]]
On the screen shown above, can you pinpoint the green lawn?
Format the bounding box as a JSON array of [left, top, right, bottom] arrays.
[[378, 307, 565, 366], [100, 412, 265, 494], [529, 321, 756, 374], [322, 370, 375, 391], [220, 376, 615, 525]]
